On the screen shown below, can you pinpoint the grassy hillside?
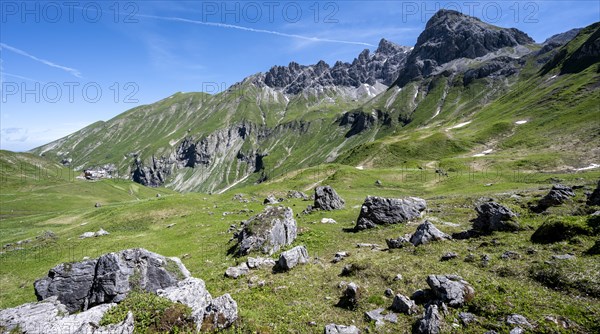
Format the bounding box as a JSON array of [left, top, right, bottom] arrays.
[[1, 159, 599, 332]]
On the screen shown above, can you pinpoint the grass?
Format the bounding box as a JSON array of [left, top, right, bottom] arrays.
[[1, 156, 599, 332]]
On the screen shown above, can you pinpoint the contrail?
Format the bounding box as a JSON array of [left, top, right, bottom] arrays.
[[137, 13, 375, 47], [0, 43, 82, 78]]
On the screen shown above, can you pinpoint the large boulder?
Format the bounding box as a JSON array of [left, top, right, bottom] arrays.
[[588, 180, 600, 206], [410, 221, 451, 246], [34, 248, 190, 312], [314, 186, 345, 210], [426, 275, 475, 307], [0, 296, 130, 334], [157, 277, 238, 331], [355, 196, 427, 230], [277, 245, 309, 271], [391, 294, 417, 314], [234, 206, 297, 256], [532, 185, 576, 213], [471, 202, 520, 234]]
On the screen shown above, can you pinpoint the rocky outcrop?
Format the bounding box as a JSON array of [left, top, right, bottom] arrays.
[[314, 186, 345, 211], [426, 275, 475, 307], [410, 221, 451, 246], [287, 190, 309, 200], [396, 9, 534, 87], [232, 206, 297, 256], [0, 297, 132, 334], [276, 245, 309, 271], [131, 156, 173, 187], [257, 38, 411, 94], [34, 248, 190, 312], [532, 184, 576, 213], [463, 56, 519, 85], [355, 196, 427, 230], [157, 277, 238, 331]]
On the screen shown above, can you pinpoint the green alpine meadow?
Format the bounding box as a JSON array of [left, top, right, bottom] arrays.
[[1, 5, 599, 334]]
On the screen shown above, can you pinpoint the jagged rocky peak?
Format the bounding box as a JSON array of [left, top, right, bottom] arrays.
[[258, 38, 412, 94], [395, 9, 535, 86]]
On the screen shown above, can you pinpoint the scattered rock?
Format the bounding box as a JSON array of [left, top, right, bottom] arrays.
[[440, 252, 458, 261], [532, 184, 576, 213], [263, 194, 280, 205], [158, 277, 237, 331], [314, 186, 345, 211], [391, 294, 417, 314], [166, 223, 176, 228], [247, 257, 276, 269], [365, 308, 397, 326], [233, 206, 297, 256], [34, 248, 190, 313], [356, 243, 381, 249], [426, 275, 475, 307], [531, 218, 591, 244], [337, 282, 361, 310], [324, 323, 360, 334], [332, 252, 349, 263], [276, 245, 309, 271], [302, 205, 314, 215], [393, 274, 403, 281], [457, 202, 520, 237], [375, 180, 382, 186], [481, 254, 491, 267], [225, 263, 250, 279], [386, 235, 412, 249], [202, 294, 238, 331], [501, 251, 521, 260], [506, 314, 533, 329], [587, 180, 600, 206], [321, 218, 337, 224], [355, 196, 427, 230], [95, 202, 101, 208], [552, 254, 575, 260], [287, 190, 309, 200], [79, 229, 110, 239], [510, 327, 525, 334], [410, 221, 451, 246], [156, 193, 161, 198], [384, 288, 394, 297], [413, 304, 442, 334], [458, 312, 476, 326]]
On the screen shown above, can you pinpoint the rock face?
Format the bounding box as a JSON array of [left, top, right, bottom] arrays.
[[255, 38, 411, 95], [532, 184, 576, 213], [314, 186, 345, 211], [324, 323, 361, 334], [426, 275, 475, 308], [0, 296, 130, 334], [233, 206, 297, 256], [396, 9, 534, 86], [277, 245, 309, 271], [587, 180, 600, 206], [413, 304, 442, 334], [34, 248, 190, 312], [355, 196, 427, 230], [410, 221, 451, 246], [157, 277, 238, 331], [471, 202, 520, 234]]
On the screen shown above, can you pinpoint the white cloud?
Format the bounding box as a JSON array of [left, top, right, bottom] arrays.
[[0, 43, 82, 78]]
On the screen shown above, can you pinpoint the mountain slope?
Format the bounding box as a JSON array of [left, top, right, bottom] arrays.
[[31, 12, 599, 193]]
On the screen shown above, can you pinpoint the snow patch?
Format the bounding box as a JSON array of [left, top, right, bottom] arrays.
[[575, 163, 600, 171], [446, 121, 472, 130], [515, 120, 528, 125], [472, 149, 493, 157]]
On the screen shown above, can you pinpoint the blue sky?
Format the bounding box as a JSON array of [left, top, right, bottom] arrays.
[[1, 0, 598, 151]]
